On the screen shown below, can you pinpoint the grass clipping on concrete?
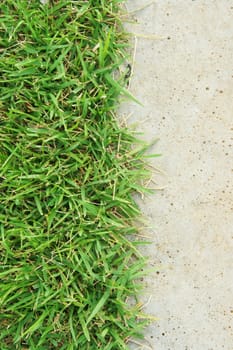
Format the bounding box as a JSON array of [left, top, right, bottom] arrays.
[[0, 1, 153, 349]]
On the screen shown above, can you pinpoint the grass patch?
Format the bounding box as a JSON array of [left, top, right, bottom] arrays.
[[0, 1, 154, 349]]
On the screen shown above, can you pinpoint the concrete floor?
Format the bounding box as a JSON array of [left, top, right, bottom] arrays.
[[121, 1, 233, 349]]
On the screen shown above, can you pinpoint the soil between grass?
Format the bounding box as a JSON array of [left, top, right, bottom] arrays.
[[0, 1, 153, 349]]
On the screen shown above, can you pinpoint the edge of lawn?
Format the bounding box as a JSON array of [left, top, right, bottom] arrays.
[[0, 1, 157, 349]]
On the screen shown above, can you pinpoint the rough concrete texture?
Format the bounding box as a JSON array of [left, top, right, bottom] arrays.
[[121, 1, 233, 349]]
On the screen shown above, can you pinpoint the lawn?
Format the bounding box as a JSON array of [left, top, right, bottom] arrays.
[[0, 1, 153, 349]]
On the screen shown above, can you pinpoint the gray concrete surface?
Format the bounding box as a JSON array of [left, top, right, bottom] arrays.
[[121, 1, 233, 349]]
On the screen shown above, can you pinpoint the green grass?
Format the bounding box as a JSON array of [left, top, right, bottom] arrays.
[[0, 1, 155, 349]]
